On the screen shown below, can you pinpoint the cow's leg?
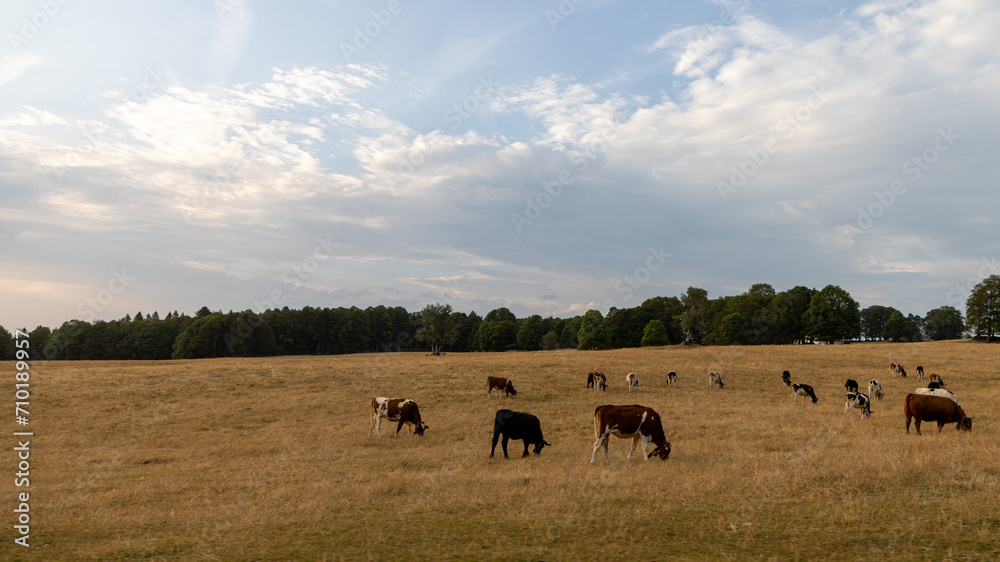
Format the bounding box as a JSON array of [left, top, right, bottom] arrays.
[[592, 434, 610, 464], [627, 436, 641, 460], [369, 414, 377, 436], [937, 421, 945, 433], [501, 436, 510, 459], [905, 414, 911, 434], [914, 419, 922, 435], [639, 435, 651, 461], [374, 415, 383, 437], [395, 420, 405, 436], [522, 441, 530, 458], [490, 431, 500, 458]]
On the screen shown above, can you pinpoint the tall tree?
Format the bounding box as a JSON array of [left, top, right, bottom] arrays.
[[577, 310, 613, 350], [966, 274, 1000, 340], [516, 314, 546, 351], [861, 305, 898, 341], [680, 287, 710, 343], [415, 303, 458, 355], [803, 285, 862, 343], [923, 306, 965, 340], [640, 319, 670, 347]]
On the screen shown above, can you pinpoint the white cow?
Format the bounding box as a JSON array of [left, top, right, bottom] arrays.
[[868, 380, 884, 401], [914, 387, 960, 405], [626, 372, 639, 392]]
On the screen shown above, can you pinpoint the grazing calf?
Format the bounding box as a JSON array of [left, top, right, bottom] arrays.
[[591, 404, 671, 463], [914, 387, 960, 405], [626, 372, 639, 392], [708, 372, 724, 389], [890, 362, 906, 378], [592, 372, 607, 393], [916, 366, 925, 380], [844, 392, 873, 419], [666, 371, 677, 387], [487, 376, 517, 399], [369, 397, 428, 437], [904, 393, 972, 435], [845, 379, 859, 393], [792, 383, 817, 404], [781, 370, 791, 386], [929, 374, 945, 388], [490, 409, 550, 459], [868, 380, 884, 400]]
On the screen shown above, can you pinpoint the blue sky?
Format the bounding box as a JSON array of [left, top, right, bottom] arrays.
[[1, 0, 998, 331]]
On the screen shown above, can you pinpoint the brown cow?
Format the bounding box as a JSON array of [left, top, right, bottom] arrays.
[[904, 393, 972, 435], [591, 404, 671, 463], [487, 376, 517, 399], [369, 397, 428, 437]]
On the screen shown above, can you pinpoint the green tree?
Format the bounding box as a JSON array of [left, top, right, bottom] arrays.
[[882, 311, 910, 342], [560, 316, 582, 348], [540, 330, 559, 350], [415, 303, 458, 355], [28, 326, 52, 360], [491, 320, 519, 351], [966, 274, 1000, 341], [680, 287, 710, 343], [924, 306, 965, 340], [861, 305, 898, 341], [0, 326, 15, 360], [516, 314, 546, 351], [172, 314, 224, 359], [577, 310, 613, 350], [640, 319, 670, 347], [803, 285, 861, 343], [757, 287, 814, 344], [717, 312, 749, 345]]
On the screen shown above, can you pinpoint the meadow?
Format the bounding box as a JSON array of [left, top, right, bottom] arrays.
[[4, 340, 1000, 560]]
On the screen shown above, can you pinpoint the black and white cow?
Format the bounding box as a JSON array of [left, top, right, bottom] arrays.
[[916, 365, 925, 380], [592, 372, 607, 393], [709, 371, 724, 389], [792, 383, 817, 404], [844, 392, 873, 419], [845, 379, 859, 393], [369, 397, 428, 437], [591, 404, 671, 463], [490, 409, 550, 459], [781, 370, 791, 386], [666, 371, 677, 387], [868, 379, 884, 400]]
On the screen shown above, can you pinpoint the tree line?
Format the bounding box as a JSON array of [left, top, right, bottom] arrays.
[[2, 276, 998, 361]]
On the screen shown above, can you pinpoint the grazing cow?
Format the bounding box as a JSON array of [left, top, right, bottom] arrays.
[[845, 379, 859, 393], [490, 409, 551, 459], [592, 372, 607, 393], [844, 392, 873, 419], [591, 404, 671, 464], [781, 370, 791, 386], [916, 366, 925, 380], [927, 381, 944, 390], [487, 376, 517, 399], [792, 383, 817, 404], [708, 372, 724, 389], [587, 372, 596, 389], [914, 387, 960, 405], [904, 393, 972, 435], [890, 362, 906, 378], [666, 371, 677, 387], [868, 380, 884, 400], [929, 374, 945, 388], [368, 397, 428, 437], [626, 372, 639, 392]]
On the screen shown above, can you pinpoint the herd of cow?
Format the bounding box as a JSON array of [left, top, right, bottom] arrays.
[[367, 362, 974, 463]]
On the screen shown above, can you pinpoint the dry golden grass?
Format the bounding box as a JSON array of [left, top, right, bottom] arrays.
[[4, 341, 1000, 560]]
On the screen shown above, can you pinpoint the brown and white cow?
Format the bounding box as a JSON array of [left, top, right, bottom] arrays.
[[904, 393, 972, 435], [929, 373, 945, 388], [625, 372, 639, 392], [592, 372, 607, 393], [369, 397, 428, 437], [890, 362, 906, 378], [591, 404, 671, 464], [708, 371, 724, 389], [487, 376, 517, 399]]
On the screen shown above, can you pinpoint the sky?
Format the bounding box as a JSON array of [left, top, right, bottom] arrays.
[[1, 0, 998, 331]]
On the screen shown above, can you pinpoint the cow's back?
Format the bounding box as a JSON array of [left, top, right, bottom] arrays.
[[905, 393, 962, 421]]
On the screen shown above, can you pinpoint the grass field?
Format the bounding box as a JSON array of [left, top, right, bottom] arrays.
[[5, 340, 1000, 560]]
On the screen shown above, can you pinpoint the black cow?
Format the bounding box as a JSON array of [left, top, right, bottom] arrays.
[[490, 410, 551, 459], [781, 371, 791, 386], [845, 379, 859, 393]]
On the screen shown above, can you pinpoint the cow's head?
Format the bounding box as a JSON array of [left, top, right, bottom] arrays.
[[506, 384, 518, 397], [958, 417, 972, 432], [647, 442, 671, 460], [532, 440, 551, 455], [414, 422, 428, 436]]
